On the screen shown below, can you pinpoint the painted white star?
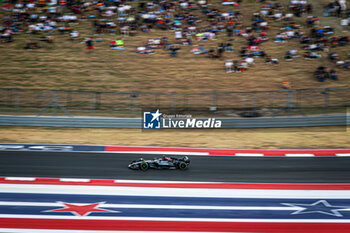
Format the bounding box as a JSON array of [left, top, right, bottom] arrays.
[[150, 109, 162, 122], [45, 202, 118, 216], [282, 200, 350, 217]]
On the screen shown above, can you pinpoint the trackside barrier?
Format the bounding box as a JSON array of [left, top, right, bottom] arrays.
[[0, 114, 348, 128], [1, 88, 349, 116]]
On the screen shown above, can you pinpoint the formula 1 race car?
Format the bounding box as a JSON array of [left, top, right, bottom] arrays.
[[128, 156, 190, 171]]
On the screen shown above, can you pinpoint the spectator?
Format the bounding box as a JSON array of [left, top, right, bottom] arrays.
[[137, 46, 155, 54], [40, 36, 54, 43], [70, 31, 79, 41], [245, 57, 255, 65], [314, 66, 328, 82], [304, 51, 321, 59], [336, 60, 345, 67], [271, 58, 279, 64], [237, 60, 248, 72], [343, 60, 350, 69], [339, 36, 349, 46], [169, 45, 180, 57], [225, 60, 234, 73], [175, 30, 182, 41], [328, 52, 339, 61], [285, 49, 298, 61], [24, 40, 40, 50], [341, 18, 349, 32], [0, 0, 348, 78], [85, 38, 94, 52], [329, 69, 338, 80], [0, 33, 13, 43], [265, 56, 273, 64], [191, 45, 201, 54], [282, 82, 291, 89]]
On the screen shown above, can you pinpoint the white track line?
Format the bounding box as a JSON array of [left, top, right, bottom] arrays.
[[59, 178, 90, 182], [106, 151, 210, 156], [113, 180, 219, 184], [285, 154, 315, 157], [0, 230, 228, 233], [0, 214, 350, 223], [234, 153, 264, 157], [0, 145, 27, 149], [336, 154, 350, 157], [4, 177, 36, 181], [1, 184, 350, 199]]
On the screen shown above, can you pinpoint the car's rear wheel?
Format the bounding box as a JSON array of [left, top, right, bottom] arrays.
[[139, 162, 149, 171], [178, 162, 188, 170]]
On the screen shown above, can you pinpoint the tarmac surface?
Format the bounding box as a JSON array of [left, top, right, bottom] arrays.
[[1, 151, 350, 183]]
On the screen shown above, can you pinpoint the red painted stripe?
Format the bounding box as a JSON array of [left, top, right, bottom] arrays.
[[1, 177, 350, 190], [105, 146, 350, 156], [1, 218, 350, 233]]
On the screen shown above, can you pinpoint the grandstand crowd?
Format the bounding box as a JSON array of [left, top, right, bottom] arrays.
[[0, 0, 349, 84]]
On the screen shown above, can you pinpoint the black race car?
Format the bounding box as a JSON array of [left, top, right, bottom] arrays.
[[128, 156, 190, 171]]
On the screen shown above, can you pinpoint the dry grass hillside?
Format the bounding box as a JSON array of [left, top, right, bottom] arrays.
[[0, 126, 349, 149], [0, 0, 349, 93]]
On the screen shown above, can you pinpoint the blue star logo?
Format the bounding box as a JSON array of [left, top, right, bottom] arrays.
[[143, 109, 162, 129], [150, 109, 162, 122], [282, 200, 350, 217]]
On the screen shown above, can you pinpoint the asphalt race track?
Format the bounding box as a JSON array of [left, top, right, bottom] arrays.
[[1, 151, 350, 183]]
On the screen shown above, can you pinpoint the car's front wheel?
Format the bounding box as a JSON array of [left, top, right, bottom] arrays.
[[139, 162, 149, 171], [178, 162, 188, 170]]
